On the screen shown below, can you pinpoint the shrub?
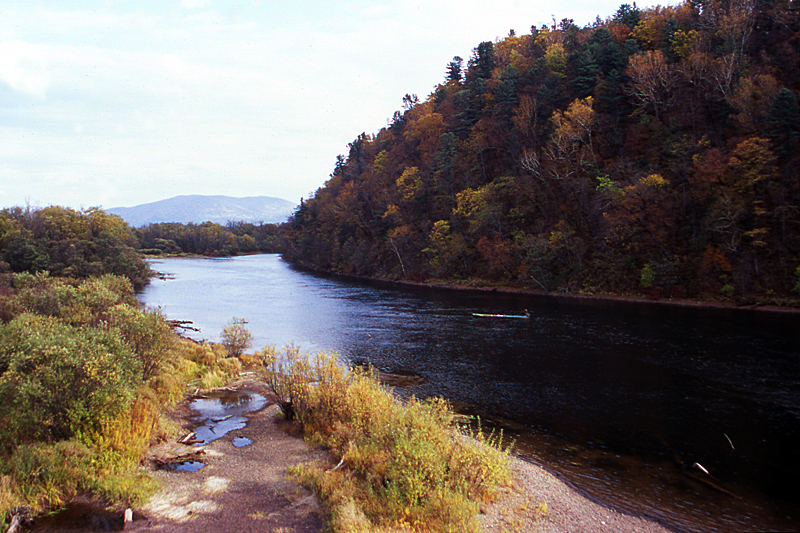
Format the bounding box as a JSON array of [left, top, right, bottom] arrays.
[[0, 273, 232, 528], [4, 440, 92, 512], [107, 305, 174, 380], [0, 314, 141, 445], [198, 368, 228, 390], [264, 349, 513, 533], [220, 317, 253, 358]]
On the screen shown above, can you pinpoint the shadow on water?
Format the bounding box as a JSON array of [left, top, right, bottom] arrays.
[[28, 498, 140, 532]]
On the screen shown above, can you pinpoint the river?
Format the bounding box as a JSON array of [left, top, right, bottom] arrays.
[[139, 254, 800, 533]]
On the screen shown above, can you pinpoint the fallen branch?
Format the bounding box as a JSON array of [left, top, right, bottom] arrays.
[[167, 320, 200, 332], [685, 470, 742, 500], [6, 507, 32, 533], [724, 433, 735, 451], [179, 432, 202, 445], [327, 458, 346, 472]]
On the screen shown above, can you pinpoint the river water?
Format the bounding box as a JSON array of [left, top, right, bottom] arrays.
[[140, 254, 800, 532]]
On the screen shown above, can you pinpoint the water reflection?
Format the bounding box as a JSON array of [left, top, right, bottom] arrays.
[[168, 460, 206, 472], [189, 391, 268, 445], [141, 255, 800, 533]]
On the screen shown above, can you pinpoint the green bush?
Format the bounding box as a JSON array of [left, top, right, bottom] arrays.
[[0, 206, 151, 291], [0, 313, 141, 445], [107, 304, 174, 380], [0, 272, 233, 529]]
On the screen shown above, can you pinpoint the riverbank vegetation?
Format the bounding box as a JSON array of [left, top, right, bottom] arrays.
[[282, 0, 800, 307], [135, 220, 283, 256], [0, 271, 247, 529], [0, 202, 283, 262], [0, 207, 249, 529], [0, 205, 151, 291], [262, 347, 514, 532]]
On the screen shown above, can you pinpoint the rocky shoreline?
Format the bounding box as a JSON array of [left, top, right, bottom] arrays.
[[287, 259, 800, 315]]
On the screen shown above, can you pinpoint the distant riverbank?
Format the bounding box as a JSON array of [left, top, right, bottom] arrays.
[[286, 258, 800, 314]]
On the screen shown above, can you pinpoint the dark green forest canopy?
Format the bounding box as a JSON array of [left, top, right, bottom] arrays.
[[282, 0, 800, 305], [135, 220, 283, 257]]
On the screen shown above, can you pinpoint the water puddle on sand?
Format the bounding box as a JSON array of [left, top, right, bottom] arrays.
[[168, 460, 206, 472], [232, 436, 252, 447], [28, 391, 269, 531], [189, 390, 268, 445], [165, 390, 268, 473]]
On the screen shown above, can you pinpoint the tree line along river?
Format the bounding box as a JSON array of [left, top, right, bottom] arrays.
[[140, 254, 800, 533]]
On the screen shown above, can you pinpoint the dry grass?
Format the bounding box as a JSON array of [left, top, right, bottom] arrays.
[[263, 348, 514, 533]]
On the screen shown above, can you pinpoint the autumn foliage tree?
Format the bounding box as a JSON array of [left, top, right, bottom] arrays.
[[282, 0, 800, 305], [0, 206, 151, 290]]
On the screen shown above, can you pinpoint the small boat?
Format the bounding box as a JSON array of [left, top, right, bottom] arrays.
[[473, 309, 530, 319]]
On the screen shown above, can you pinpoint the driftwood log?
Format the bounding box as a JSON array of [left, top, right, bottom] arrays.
[[685, 470, 743, 500], [153, 449, 205, 468], [167, 319, 200, 332], [179, 431, 203, 445], [5, 507, 32, 533], [661, 437, 742, 500]]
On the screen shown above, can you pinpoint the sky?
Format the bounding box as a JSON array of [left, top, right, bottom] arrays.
[[0, 0, 655, 211]]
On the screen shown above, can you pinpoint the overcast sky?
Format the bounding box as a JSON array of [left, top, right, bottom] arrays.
[[1, 0, 654, 211]]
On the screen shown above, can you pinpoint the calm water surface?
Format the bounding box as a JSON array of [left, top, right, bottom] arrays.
[[140, 254, 800, 533]]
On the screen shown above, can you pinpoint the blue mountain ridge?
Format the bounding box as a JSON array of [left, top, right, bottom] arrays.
[[107, 195, 297, 227]]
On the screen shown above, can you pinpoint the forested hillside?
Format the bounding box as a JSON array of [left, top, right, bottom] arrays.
[[107, 194, 296, 227], [283, 0, 800, 305]]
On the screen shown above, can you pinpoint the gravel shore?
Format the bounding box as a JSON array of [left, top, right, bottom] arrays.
[[479, 458, 672, 533]]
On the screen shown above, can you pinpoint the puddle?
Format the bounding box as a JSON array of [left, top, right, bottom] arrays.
[[232, 436, 252, 448], [28, 498, 134, 531], [189, 390, 268, 445], [169, 460, 206, 472], [191, 416, 247, 445]]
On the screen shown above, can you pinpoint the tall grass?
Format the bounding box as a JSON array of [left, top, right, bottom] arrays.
[[262, 348, 513, 533]]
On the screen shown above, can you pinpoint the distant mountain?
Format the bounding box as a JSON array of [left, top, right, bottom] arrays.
[[107, 195, 297, 227]]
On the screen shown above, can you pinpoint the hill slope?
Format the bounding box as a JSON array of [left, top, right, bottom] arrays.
[[108, 195, 297, 227], [282, 1, 800, 305]]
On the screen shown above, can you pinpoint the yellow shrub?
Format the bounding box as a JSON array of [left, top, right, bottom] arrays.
[[273, 349, 513, 533], [217, 356, 242, 376]]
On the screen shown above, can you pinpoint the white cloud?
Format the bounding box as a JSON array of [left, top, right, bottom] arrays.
[[0, 0, 658, 210], [181, 0, 211, 9], [0, 41, 52, 98]]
